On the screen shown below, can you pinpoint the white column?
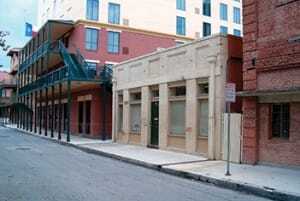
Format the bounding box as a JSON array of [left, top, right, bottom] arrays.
[[185, 79, 198, 154], [141, 86, 151, 146], [112, 83, 118, 142], [159, 83, 168, 149], [123, 89, 130, 143], [207, 56, 217, 160]]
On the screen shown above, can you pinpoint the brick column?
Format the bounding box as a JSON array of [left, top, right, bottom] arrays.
[[242, 97, 258, 164]]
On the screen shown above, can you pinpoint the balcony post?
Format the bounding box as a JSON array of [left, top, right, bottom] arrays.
[[101, 85, 107, 140], [51, 85, 54, 138], [58, 83, 62, 140], [30, 93, 33, 132], [39, 90, 42, 135], [45, 88, 48, 136], [34, 91, 37, 133], [67, 79, 71, 142]]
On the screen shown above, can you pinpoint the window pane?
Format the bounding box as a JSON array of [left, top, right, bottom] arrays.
[[107, 31, 120, 53], [220, 26, 228, 34], [203, 0, 211, 16], [177, 0, 185, 11], [85, 28, 98, 50], [130, 104, 141, 133], [272, 103, 290, 138], [198, 100, 209, 137], [220, 3, 228, 21], [203, 22, 211, 37], [233, 7, 241, 24], [108, 3, 120, 24], [176, 16, 186, 36], [233, 29, 241, 36], [86, 0, 99, 21], [170, 101, 185, 134]]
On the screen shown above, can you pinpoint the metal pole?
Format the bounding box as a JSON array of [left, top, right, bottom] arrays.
[[67, 79, 71, 142], [58, 83, 62, 140], [30, 93, 33, 132], [225, 102, 231, 176], [51, 85, 54, 138], [101, 85, 107, 140], [34, 91, 37, 133], [39, 90, 42, 135]]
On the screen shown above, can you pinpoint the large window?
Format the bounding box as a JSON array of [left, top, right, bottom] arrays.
[[198, 82, 209, 137], [203, 22, 211, 37], [86, 0, 99, 21], [272, 103, 290, 139], [169, 86, 186, 135], [130, 92, 141, 133], [108, 3, 120, 24], [233, 7, 241, 24], [176, 16, 186, 36], [220, 3, 228, 21], [203, 0, 211, 17], [85, 28, 98, 51], [176, 0, 186, 11], [107, 31, 120, 53]]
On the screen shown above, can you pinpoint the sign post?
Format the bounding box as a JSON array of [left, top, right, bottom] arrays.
[[225, 83, 236, 176]]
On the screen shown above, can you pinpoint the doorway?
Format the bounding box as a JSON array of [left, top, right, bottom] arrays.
[[150, 101, 159, 147], [78, 101, 91, 135]]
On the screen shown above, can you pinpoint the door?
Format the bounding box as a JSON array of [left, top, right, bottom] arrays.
[[150, 101, 159, 147], [78, 101, 84, 133]]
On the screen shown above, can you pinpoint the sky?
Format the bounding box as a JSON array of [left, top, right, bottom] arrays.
[[0, 0, 38, 71]]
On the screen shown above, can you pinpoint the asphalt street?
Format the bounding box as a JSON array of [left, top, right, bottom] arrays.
[[0, 126, 272, 201]]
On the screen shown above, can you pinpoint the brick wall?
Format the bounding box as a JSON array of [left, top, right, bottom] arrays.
[[242, 0, 300, 165]]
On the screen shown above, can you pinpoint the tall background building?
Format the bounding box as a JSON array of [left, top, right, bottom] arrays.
[[37, 0, 243, 38]]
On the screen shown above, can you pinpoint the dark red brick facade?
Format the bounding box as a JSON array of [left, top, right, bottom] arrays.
[[242, 0, 300, 166]]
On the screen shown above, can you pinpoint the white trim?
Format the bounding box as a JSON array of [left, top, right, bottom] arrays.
[[107, 28, 122, 33], [84, 25, 102, 30], [85, 59, 100, 63], [105, 61, 119, 65]]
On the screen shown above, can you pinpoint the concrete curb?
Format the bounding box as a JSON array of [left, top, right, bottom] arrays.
[[8, 126, 300, 201]]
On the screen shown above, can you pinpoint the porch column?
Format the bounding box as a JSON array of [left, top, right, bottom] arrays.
[[51, 85, 55, 138], [159, 83, 169, 149], [185, 79, 198, 154], [207, 56, 217, 160], [122, 89, 130, 143], [34, 91, 37, 133], [141, 86, 151, 146], [45, 88, 48, 136], [66, 80, 71, 142], [58, 83, 62, 140], [30, 93, 33, 132], [39, 90, 42, 135]]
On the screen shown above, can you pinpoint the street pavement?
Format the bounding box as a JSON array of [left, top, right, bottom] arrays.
[[0, 127, 272, 201]]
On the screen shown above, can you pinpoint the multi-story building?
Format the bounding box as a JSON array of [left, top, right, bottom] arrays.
[[37, 0, 243, 39], [112, 34, 243, 159], [15, 17, 192, 141], [240, 0, 300, 166]]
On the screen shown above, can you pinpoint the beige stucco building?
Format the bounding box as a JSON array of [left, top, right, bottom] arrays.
[[112, 34, 242, 160]]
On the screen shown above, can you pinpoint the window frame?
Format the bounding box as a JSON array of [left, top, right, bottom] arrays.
[[107, 31, 120, 54], [86, 0, 99, 21], [203, 0, 211, 17], [271, 103, 290, 139], [85, 28, 99, 51], [176, 16, 186, 36], [108, 2, 120, 24], [176, 0, 186, 11], [233, 7, 241, 24], [203, 22, 211, 37], [220, 3, 228, 21]]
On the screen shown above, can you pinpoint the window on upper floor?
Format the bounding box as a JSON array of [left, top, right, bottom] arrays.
[[85, 28, 99, 51], [203, 22, 211, 37], [220, 3, 228, 21], [107, 31, 120, 53], [272, 103, 290, 139], [233, 29, 241, 36], [176, 16, 186, 36], [108, 3, 120, 24], [220, 26, 228, 34], [86, 0, 99, 21], [233, 7, 241, 24], [176, 0, 186, 11], [203, 0, 211, 17]]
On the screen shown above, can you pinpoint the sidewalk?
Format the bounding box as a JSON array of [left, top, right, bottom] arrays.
[[7, 125, 300, 201]]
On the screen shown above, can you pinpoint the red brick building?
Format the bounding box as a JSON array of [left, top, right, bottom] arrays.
[[241, 0, 300, 166]]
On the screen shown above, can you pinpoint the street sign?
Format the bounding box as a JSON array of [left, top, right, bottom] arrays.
[[225, 83, 236, 103]]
